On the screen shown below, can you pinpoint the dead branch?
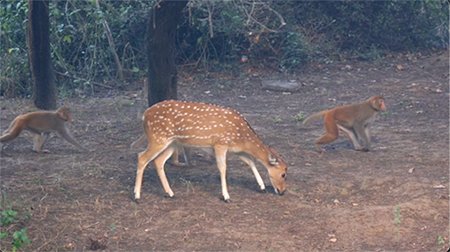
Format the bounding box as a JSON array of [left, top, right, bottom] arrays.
[[95, 0, 124, 81]]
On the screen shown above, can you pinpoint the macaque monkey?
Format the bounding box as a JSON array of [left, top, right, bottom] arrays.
[[303, 96, 386, 152], [0, 106, 87, 152]]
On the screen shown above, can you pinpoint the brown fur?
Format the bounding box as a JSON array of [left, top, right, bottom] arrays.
[[0, 106, 87, 152], [130, 134, 191, 166], [304, 96, 386, 152], [134, 100, 288, 202]]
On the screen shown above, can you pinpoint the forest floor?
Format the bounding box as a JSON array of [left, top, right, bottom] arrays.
[[0, 50, 449, 251]]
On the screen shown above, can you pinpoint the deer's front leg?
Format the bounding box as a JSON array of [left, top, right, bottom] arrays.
[[154, 146, 176, 198], [238, 155, 266, 192], [214, 145, 230, 202]]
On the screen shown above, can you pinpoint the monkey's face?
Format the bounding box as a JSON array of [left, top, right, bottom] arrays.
[[57, 107, 73, 122], [371, 96, 386, 112], [377, 98, 386, 111]]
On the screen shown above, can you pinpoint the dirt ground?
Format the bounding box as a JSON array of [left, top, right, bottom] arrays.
[[1, 51, 449, 251]]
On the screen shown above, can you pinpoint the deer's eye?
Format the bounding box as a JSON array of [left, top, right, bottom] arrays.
[[281, 173, 286, 179]]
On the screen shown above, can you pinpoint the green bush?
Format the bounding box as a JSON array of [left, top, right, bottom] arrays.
[[0, 0, 30, 97], [288, 1, 448, 52], [1, 208, 31, 252], [0, 0, 447, 96]]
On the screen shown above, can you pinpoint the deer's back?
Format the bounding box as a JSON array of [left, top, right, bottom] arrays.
[[143, 100, 261, 147]]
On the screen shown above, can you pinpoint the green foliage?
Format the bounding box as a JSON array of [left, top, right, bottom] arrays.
[[0, 0, 30, 97], [0, 0, 447, 97], [293, 112, 305, 122], [437, 235, 445, 246], [1, 209, 18, 226], [49, 0, 153, 92], [279, 32, 310, 71], [11, 228, 30, 252], [1, 209, 31, 252], [1, 195, 31, 251], [288, 1, 448, 53], [393, 205, 402, 225]]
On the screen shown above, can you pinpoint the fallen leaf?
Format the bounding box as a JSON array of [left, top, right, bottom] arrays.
[[408, 168, 415, 173]]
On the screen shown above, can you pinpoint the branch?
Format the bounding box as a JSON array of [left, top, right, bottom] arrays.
[[206, 0, 214, 38], [95, 0, 124, 81]]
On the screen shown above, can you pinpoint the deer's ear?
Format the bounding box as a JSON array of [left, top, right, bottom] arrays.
[[268, 154, 279, 166]]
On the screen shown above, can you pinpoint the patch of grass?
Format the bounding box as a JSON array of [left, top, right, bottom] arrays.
[[1, 193, 31, 252], [0, 209, 31, 252], [110, 223, 117, 233], [179, 178, 195, 193], [293, 112, 305, 122], [437, 235, 445, 246], [11, 228, 30, 252], [380, 111, 390, 117], [1, 209, 17, 226], [273, 116, 283, 123], [393, 205, 402, 225]]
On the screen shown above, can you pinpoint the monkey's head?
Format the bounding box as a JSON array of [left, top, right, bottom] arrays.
[[369, 96, 386, 112], [56, 106, 73, 122]]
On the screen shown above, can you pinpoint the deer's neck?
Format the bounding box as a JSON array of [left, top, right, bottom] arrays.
[[243, 137, 271, 166]]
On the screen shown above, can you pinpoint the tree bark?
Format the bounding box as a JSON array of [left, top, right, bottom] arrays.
[[27, 0, 57, 110], [146, 0, 187, 107]]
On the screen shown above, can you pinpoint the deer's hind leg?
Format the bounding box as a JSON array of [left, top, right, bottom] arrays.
[[154, 146, 176, 197]]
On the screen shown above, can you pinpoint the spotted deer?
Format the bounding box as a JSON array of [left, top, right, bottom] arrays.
[[134, 100, 288, 202]]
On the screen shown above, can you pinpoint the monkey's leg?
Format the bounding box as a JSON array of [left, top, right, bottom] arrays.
[[58, 127, 88, 151], [337, 125, 363, 151], [353, 124, 370, 151], [315, 115, 339, 152], [32, 133, 49, 153], [130, 135, 146, 149], [364, 127, 371, 150]]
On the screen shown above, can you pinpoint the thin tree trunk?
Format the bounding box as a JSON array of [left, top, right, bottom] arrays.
[[27, 0, 56, 110], [95, 0, 124, 81], [146, 0, 187, 107]]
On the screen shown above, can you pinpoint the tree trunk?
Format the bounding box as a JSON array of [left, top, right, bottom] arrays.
[[27, 0, 56, 110], [146, 0, 187, 107]]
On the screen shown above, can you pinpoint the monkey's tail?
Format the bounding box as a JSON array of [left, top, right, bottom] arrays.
[[130, 134, 147, 149], [303, 111, 326, 125], [0, 117, 23, 142]]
